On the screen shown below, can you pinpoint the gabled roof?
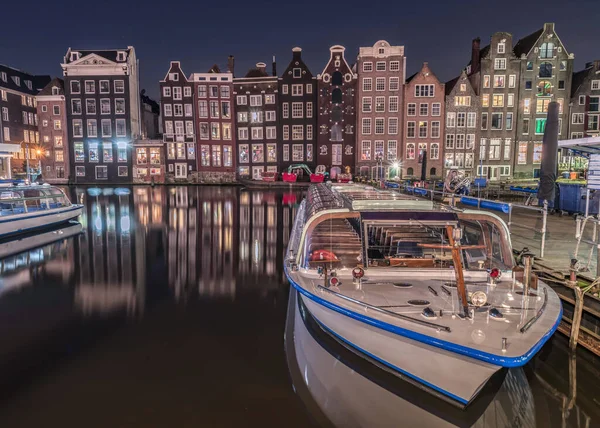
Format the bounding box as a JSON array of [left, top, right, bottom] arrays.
[[0, 64, 50, 95], [405, 72, 418, 83], [513, 28, 543, 57], [445, 75, 460, 96], [65, 48, 132, 64], [208, 64, 221, 73], [37, 77, 64, 96]]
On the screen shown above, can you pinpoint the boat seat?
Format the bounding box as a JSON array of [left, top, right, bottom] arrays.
[[394, 241, 423, 258]]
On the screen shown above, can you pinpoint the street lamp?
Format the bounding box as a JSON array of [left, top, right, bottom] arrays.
[[375, 153, 383, 182]]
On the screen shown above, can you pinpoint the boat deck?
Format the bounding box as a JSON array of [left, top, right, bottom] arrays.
[[290, 270, 562, 363]]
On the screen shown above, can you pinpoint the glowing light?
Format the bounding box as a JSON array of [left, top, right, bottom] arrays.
[[94, 216, 102, 231], [121, 216, 131, 233], [392, 162, 399, 169]]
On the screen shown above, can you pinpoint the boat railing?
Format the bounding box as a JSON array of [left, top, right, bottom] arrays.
[[519, 287, 549, 333], [316, 284, 452, 333]]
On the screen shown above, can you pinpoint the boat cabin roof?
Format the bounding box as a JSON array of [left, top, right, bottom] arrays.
[[305, 183, 447, 221]]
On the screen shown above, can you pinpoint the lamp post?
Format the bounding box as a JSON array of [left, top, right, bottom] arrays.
[[375, 154, 383, 182]]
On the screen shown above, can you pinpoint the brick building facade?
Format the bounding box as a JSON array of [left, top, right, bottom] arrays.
[[444, 71, 479, 177], [191, 64, 236, 182], [234, 62, 278, 180], [160, 61, 196, 182], [317, 45, 357, 176], [402, 62, 444, 179], [569, 60, 600, 140], [0, 65, 49, 179], [514, 23, 573, 178], [62, 47, 140, 183], [279, 48, 317, 173], [37, 78, 69, 183], [356, 40, 405, 179]]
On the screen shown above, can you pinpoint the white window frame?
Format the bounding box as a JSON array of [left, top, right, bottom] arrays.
[[292, 84, 303, 96]]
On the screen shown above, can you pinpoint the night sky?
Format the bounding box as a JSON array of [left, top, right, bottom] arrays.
[[1, 0, 598, 100]]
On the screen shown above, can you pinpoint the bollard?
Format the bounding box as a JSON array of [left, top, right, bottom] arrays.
[[570, 286, 584, 351]]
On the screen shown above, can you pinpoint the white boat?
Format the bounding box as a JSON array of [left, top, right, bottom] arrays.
[[285, 289, 537, 427], [0, 185, 83, 239], [285, 183, 562, 408]]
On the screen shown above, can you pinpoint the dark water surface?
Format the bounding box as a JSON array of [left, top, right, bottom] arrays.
[[0, 185, 599, 427]]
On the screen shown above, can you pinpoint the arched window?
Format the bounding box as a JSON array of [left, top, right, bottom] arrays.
[[406, 143, 415, 160], [539, 62, 553, 78], [331, 124, 343, 141], [332, 106, 342, 122], [430, 167, 436, 176], [332, 71, 343, 86], [540, 42, 554, 59], [537, 80, 552, 96], [407, 167, 414, 176], [331, 88, 342, 104]]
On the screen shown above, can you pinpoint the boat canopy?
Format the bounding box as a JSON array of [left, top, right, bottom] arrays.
[[0, 186, 71, 217]]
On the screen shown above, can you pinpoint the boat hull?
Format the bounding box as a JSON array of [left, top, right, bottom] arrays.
[[0, 205, 83, 239], [298, 292, 501, 406]]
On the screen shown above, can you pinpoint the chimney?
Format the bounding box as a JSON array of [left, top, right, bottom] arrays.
[[227, 55, 235, 76], [256, 62, 266, 74], [292, 47, 302, 60], [471, 38, 481, 75], [544, 23, 555, 32], [272, 55, 277, 77]]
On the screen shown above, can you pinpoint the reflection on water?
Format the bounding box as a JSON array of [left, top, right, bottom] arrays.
[[0, 185, 598, 427]]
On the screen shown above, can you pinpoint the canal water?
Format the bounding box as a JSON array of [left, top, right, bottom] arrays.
[[0, 185, 599, 427]]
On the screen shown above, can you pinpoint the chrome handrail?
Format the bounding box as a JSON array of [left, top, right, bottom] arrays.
[[316, 284, 451, 333], [519, 287, 548, 334]]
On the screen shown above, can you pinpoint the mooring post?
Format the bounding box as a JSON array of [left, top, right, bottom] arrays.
[[541, 201, 548, 259], [570, 287, 583, 351]]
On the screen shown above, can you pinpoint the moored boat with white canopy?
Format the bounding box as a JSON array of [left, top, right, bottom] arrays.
[[0, 185, 83, 239], [285, 182, 562, 408]]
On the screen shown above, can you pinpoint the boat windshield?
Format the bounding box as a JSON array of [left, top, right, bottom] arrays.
[[302, 211, 513, 272], [303, 213, 362, 270], [365, 215, 512, 271]]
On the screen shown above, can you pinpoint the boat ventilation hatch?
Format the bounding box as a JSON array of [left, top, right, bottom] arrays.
[[392, 283, 413, 289], [407, 299, 430, 306]]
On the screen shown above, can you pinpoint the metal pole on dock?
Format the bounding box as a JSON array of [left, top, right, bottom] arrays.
[[585, 188, 590, 218], [541, 200, 548, 259]]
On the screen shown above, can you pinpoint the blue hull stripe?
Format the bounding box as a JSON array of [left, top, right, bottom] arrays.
[[312, 311, 469, 405], [0, 206, 82, 238], [285, 266, 562, 368]]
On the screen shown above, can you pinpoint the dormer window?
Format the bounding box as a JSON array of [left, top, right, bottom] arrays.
[[497, 42, 505, 54], [0, 72, 6, 82], [378, 48, 385, 55], [52, 86, 60, 95], [13, 76, 21, 86], [25, 80, 32, 90], [117, 51, 126, 62], [70, 51, 80, 62]]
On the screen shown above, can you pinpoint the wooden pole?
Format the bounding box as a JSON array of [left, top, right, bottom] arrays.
[[570, 285, 584, 350], [447, 226, 469, 317]]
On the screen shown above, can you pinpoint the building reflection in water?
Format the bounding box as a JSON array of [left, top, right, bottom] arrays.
[[2, 185, 301, 315]]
